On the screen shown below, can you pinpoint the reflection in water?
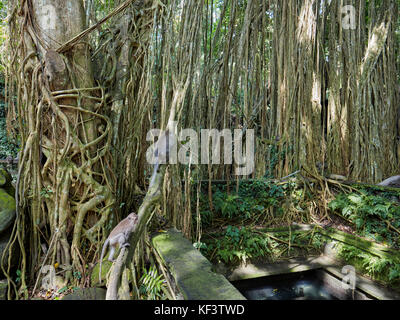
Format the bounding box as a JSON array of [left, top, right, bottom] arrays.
[[232, 270, 338, 300]]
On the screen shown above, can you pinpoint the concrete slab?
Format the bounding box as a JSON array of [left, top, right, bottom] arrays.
[[152, 229, 246, 300], [227, 255, 334, 281]]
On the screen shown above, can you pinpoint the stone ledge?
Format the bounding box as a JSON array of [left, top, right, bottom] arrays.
[[324, 266, 400, 300], [152, 229, 246, 300], [227, 255, 332, 281]]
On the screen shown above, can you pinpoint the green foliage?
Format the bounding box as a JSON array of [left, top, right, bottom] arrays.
[[0, 1, 8, 73], [193, 241, 207, 250], [264, 144, 287, 179], [202, 227, 325, 266], [213, 193, 241, 219], [389, 265, 400, 281], [202, 226, 271, 265], [194, 179, 295, 227], [0, 79, 19, 159], [15, 269, 21, 284], [139, 265, 167, 300], [329, 191, 400, 247], [267, 230, 325, 257], [0, 117, 18, 159], [336, 242, 400, 283], [57, 286, 68, 294], [40, 186, 53, 199]]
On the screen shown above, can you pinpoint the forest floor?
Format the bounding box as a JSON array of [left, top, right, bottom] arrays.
[[317, 213, 355, 234]]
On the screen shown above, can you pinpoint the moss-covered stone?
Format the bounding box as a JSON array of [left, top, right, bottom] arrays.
[[0, 170, 7, 187], [318, 227, 400, 260], [0, 188, 16, 234], [0, 280, 7, 300], [152, 229, 246, 300], [0, 168, 15, 197], [91, 260, 113, 287], [61, 287, 107, 300]]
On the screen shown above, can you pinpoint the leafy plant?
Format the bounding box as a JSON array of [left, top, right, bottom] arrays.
[[264, 143, 287, 179], [203, 226, 271, 265], [193, 242, 207, 250], [139, 265, 166, 300], [73, 271, 82, 280], [15, 269, 21, 284], [0, 79, 19, 159], [214, 193, 240, 219], [389, 265, 400, 281], [202, 226, 325, 266], [336, 243, 400, 283], [40, 186, 54, 199], [57, 286, 68, 294], [194, 179, 295, 227], [329, 191, 400, 247]]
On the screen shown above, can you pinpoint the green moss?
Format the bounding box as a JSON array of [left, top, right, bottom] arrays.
[[334, 242, 400, 286], [0, 280, 7, 300], [0, 169, 15, 197], [61, 288, 106, 300], [152, 230, 245, 300], [91, 260, 113, 287], [0, 188, 16, 233], [201, 226, 324, 266], [0, 173, 5, 186]]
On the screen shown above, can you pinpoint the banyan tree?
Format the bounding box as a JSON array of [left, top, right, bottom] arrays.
[[2, 0, 399, 299]]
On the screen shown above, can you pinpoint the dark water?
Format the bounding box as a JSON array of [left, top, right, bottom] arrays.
[[232, 269, 339, 300]]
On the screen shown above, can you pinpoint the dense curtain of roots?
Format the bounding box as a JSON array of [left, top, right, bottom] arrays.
[[269, 0, 399, 182], [3, 0, 400, 299], [4, 0, 163, 298]]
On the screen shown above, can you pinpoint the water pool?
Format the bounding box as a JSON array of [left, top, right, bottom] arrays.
[[231, 269, 373, 300]]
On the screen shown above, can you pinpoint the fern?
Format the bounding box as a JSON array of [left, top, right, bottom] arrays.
[[139, 265, 166, 300], [336, 243, 400, 283], [195, 179, 294, 227], [204, 226, 271, 265], [329, 191, 400, 247]]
